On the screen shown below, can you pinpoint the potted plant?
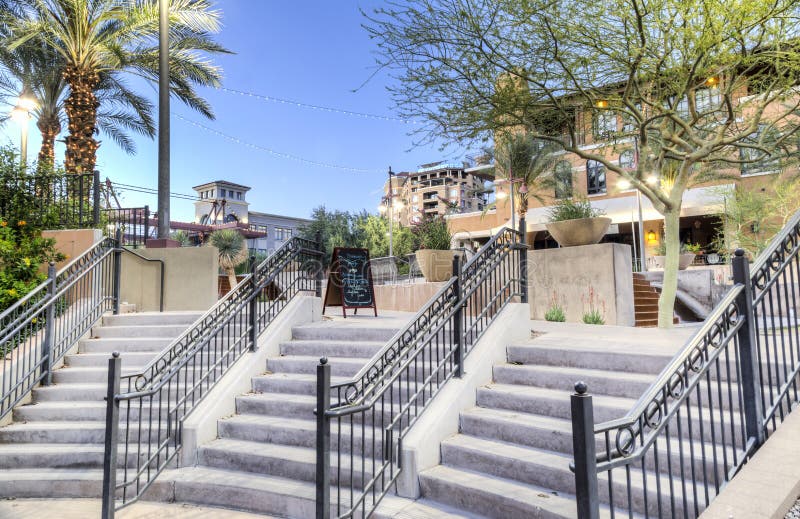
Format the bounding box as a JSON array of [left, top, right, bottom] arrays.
[[651, 242, 699, 270], [413, 217, 455, 282], [545, 197, 611, 247]]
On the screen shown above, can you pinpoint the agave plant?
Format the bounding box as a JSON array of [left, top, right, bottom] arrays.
[[208, 229, 248, 291]]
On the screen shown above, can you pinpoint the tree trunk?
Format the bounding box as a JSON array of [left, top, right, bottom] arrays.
[[36, 115, 61, 173], [658, 208, 681, 328], [62, 65, 100, 174], [227, 268, 238, 292]]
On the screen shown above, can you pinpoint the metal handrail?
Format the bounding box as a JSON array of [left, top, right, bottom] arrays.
[[119, 249, 165, 312], [103, 235, 324, 516], [748, 208, 800, 274], [317, 224, 526, 518]]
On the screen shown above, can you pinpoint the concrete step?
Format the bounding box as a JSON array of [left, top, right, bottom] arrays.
[[0, 469, 104, 498], [267, 356, 372, 377], [492, 364, 656, 399], [101, 312, 203, 327], [78, 337, 174, 353], [12, 401, 171, 422], [64, 351, 157, 368], [218, 414, 381, 454], [418, 465, 578, 519], [374, 496, 489, 519], [158, 466, 334, 518], [505, 344, 673, 375], [235, 392, 402, 425], [92, 324, 191, 339], [251, 373, 352, 396], [32, 382, 191, 402], [51, 365, 222, 384], [279, 340, 385, 358], [0, 421, 167, 443], [291, 324, 400, 342], [0, 443, 141, 469]]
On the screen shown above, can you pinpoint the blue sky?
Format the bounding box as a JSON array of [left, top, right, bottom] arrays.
[[0, 1, 465, 221]]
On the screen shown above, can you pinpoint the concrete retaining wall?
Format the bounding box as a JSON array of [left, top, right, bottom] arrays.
[[120, 246, 218, 312], [528, 243, 635, 326], [41, 229, 103, 270]]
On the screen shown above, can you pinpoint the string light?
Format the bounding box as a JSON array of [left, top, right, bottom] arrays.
[[110, 181, 201, 202], [173, 113, 382, 173], [218, 86, 420, 125]]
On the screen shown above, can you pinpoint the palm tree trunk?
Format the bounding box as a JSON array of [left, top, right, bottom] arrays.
[[63, 65, 100, 174], [36, 116, 61, 173], [227, 268, 238, 292]]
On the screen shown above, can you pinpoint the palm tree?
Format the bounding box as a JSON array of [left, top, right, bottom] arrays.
[[0, 36, 156, 170], [209, 229, 249, 291], [8, 0, 227, 174], [484, 132, 561, 218]]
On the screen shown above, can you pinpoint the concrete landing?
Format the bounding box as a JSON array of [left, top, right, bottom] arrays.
[[0, 499, 271, 518]]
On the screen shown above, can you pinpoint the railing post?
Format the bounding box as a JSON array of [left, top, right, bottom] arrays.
[[571, 381, 600, 519], [113, 228, 122, 315], [315, 231, 324, 298], [518, 217, 528, 303], [316, 357, 331, 519], [101, 352, 121, 519], [78, 173, 85, 225], [249, 257, 259, 351], [452, 255, 464, 378], [731, 248, 765, 446], [41, 262, 57, 386], [144, 205, 150, 247], [93, 170, 101, 227]]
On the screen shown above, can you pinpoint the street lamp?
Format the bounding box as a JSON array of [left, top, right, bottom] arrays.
[[10, 92, 36, 170]]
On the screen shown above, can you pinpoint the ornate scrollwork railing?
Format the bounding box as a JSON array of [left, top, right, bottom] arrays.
[[571, 208, 800, 518], [318, 225, 526, 519]]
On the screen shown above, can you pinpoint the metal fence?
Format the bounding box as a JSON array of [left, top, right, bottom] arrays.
[[315, 224, 527, 518], [572, 209, 800, 518], [102, 235, 324, 516], [0, 235, 119, 422], [102, 206, 151, 248], [0, 171, 100, 229]]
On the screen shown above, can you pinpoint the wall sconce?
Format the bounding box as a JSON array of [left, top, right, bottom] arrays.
[[647, 231, 657, 243], [705, 76, 719, 88], [595, 100, 609, 109]]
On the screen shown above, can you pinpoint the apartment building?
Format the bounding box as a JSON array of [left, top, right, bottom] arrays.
[[381, 161, 492, 227], [192, 180, 309, 255]]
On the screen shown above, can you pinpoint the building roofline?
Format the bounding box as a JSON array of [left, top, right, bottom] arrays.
[[248, 211, 310, 223], [192, 180, 252, 191]]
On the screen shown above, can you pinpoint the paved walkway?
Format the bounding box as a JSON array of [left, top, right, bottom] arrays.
[[0, 499, 272, 518]]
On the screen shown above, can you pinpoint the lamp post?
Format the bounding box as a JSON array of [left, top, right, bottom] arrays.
[[379, 167, 402, 258], [157, 0, 170, 240], [10, 92, 36, 170]]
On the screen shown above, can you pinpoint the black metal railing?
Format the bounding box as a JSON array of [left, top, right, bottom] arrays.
[[0, 234, 120, 421], [315, 223, 528, 518], [101, 235, 324, 516], [103, 206, 151, 248], [571, 209, 800, 518], [0, 170, 100, 229]]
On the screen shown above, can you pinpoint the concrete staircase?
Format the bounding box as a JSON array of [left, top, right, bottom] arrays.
[[0, 311, 202, 498], [152, 317, 407, 517], [411, 323, 703, 519]]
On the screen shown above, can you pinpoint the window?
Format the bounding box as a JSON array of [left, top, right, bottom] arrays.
[[450, 189, 458, 198], [740, 124, 780, 175], [619, 150, 636, 170], [554, 161, 573, 199], [224, 213, 238, 223], [593, 111, 617, 139], [695, 88, 721, 113], [412, 195, 418, 203], [586, 160, 606, 195], [237, 192, 242, 200]]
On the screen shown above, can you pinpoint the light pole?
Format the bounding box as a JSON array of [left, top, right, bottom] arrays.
[[11, 92, 35, 170], [379, 167, 405, 258], [157, 0, 170, 240]]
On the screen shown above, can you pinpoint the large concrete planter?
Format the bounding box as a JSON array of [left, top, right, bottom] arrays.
[[545, 217, 612, 247], [651, 253, 696, 270], [415, 249, 457, 282]]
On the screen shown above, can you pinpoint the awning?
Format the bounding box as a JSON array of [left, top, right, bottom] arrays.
[[523, 184, 731, 232]]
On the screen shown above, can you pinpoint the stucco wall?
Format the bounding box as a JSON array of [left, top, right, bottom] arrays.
[[120, 246, 218, 312], [374, 281, 447, 313], [528, 243, 635, 326], [41, 229, 103, 270]]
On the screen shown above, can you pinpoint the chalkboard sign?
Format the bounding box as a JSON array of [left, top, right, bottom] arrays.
[[322, 247, 378, 318]]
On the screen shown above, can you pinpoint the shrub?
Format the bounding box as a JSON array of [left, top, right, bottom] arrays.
[[546, 196, 605, 222], [681, 242, 702, 254], [581, 285, 606, 325], [412, 216, 452, 250], [0, 221, 66, 313], [544, 291, 566, 322]]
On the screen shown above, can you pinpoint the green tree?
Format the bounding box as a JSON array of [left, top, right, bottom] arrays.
[[208, 229, 248, 291], [299, 206, 358, 266], [7, 0, 228, 174], [366, 0, 800, 327]]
